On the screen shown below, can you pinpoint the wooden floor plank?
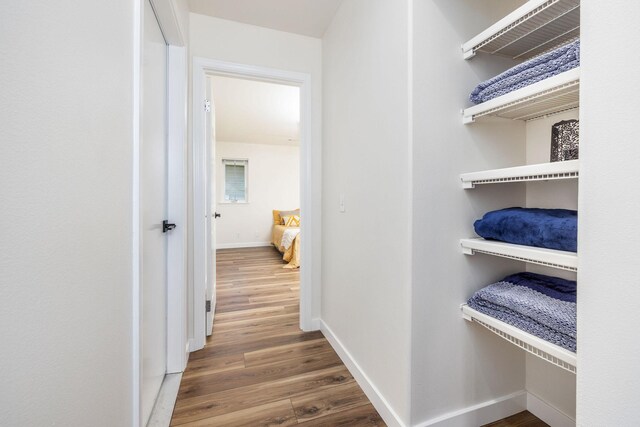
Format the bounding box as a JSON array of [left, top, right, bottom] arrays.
[[296, 403, 385, 426], [171, 246, 384, 426], [177, 352, 344, 400], [171, 366, 354, 425], [244, 339, 334, 368], [291, 381, 370, 422], [181, 353, 245, 379], [174, 399, 298, 427], [483, 411, 549, 427]]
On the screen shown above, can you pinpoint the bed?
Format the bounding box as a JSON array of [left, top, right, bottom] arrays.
[[272, 209, 301, 268], [467, 272, 577, 351]]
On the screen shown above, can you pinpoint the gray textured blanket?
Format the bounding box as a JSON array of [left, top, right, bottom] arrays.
[[468, 279, 576, 352]]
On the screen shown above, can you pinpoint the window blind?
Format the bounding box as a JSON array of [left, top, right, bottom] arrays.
[[223, 159, 248, 202]]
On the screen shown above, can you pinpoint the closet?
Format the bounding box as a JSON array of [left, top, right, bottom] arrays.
[[461, 0, 579, 423], [411, 0, 580, 425]]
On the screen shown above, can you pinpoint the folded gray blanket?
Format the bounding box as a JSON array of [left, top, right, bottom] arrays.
[[467, 272, 576, 352], [470, 39, 580, 104]]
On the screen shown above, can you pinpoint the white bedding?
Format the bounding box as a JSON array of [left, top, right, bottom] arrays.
[[281, 227, 300, 250]]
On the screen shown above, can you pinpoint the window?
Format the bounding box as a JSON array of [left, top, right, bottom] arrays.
[[223, 159, 248, 202]]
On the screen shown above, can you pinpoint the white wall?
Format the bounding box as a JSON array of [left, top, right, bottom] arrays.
[[0, 1, 135, 425], [410, 1, 530, 424], [577, 1, 640, 424], [322, 1, 413, 423], [215, 141, 300, 248], [524, 111, 578, 421], [188, 13, 323, 328]]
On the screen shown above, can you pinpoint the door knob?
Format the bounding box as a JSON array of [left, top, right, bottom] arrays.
[[163, 220, 177, 233], [214, 212, 221, 219]]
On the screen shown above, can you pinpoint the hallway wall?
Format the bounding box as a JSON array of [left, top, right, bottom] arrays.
[[0, 1, 136, 425], [321, 1, 413, 423], [577, 1, 640, 424]]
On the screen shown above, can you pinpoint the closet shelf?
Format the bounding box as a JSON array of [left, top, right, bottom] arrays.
[[461, 159, 579, 188], [461, 304, 576, 373], [460, 238, 577, 271], [463, 68, 579, 124], [462, 0, 580, 60]]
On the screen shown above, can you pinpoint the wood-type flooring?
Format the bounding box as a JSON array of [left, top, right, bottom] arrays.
[[171, 246, 385, 426], [483, 411, 549, 427], [171, 247, 549, 427]]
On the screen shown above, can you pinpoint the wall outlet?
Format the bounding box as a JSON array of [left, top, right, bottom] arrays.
[[339, 194, 346, 213], [236, 232, 240, 240]]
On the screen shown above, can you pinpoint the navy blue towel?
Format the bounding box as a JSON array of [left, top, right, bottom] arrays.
[[474, 207, 577, 252], [502, 272, 576, 303]]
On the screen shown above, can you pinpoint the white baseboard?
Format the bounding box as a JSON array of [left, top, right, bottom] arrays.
[[321, 319, 528, 427], [413, 391, 526, 427], [188, 338, 201, 353], [216, 241, 272, 249], [527, 393, 575, 427], [309, 317, 321, 331], [147, 373, 182, 427], [320, 320, 407, 427]]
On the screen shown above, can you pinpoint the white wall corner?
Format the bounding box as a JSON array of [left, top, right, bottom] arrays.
[[527, 393, 576, 427], [413, 391, 526, 427], [320, 320, 407, 427]]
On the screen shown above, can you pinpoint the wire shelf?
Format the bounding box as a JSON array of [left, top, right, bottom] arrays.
[[461, 160, 579, 188], [462, 304, 576, 373], [461, 238, 578, 272], [463, 68, 580, 124], [462, 0, 580, 60]]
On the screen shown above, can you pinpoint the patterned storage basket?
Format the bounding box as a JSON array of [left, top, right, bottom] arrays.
[[551, 119, 579, 162]]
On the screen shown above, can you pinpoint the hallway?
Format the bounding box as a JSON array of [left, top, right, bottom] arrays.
[[170, 247, 384, 426]]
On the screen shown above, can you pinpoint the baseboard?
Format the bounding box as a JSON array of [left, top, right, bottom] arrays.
[[413, 391, 526, 427], [309, 317, 321, 331], [147, 373, 182, 427], [188, 338, 201, 353], [320, 320, 407, 427], [527, 392, 575, 427], [216, 242, 272, 249]]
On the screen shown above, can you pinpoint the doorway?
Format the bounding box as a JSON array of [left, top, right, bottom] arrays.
[[191, 59, 316, 352]]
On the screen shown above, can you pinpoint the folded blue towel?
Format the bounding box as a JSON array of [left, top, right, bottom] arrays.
[[474, 207, 578, 252], [468, 272, 577, 351], [502, 272, 576, 303], [470, 39, 580, 104]]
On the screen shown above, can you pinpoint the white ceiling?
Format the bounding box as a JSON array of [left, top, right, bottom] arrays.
[[210, 75, 300, 146], [188, 0, 344, 38]]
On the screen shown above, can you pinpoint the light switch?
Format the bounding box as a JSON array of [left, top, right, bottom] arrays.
[[339, 194, 345, 213]]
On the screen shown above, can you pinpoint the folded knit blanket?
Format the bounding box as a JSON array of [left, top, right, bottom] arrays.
[[467, 272, 577, 351], [470, 39, 580, 104], [474, 207, 578, 252]]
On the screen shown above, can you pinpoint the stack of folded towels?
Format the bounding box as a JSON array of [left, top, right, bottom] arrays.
[[468, 272, 577, 351], [470, 39, 580, 104]]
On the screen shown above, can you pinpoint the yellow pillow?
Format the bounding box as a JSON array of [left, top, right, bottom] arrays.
[[282, 215, 300, 227], [274, 208, 299, 225]]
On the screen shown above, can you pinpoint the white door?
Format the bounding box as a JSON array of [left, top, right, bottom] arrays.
[[141, 1, 169, 424], [205, 79, 216, 336]]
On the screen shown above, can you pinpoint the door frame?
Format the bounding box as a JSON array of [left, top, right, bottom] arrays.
[[191, 57, 315, 351], [132, 0, 188, 426]]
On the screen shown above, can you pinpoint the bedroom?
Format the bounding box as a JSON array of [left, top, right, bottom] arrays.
[[211, 74, 302, 267]]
